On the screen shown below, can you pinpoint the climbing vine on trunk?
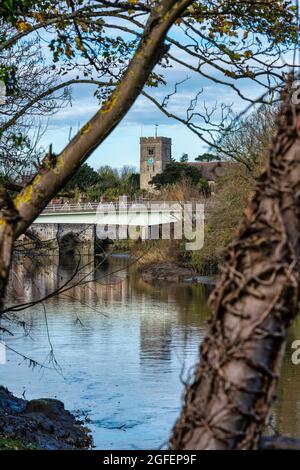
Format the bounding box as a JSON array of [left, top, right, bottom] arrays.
[[170, 78, 300, 450]]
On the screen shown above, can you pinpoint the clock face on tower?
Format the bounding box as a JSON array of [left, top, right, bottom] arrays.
[[147, 158, 154, 164]]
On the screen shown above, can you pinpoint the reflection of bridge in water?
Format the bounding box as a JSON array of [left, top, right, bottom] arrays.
[[31, 200, 188, 255], [7, 255, 210, 368]]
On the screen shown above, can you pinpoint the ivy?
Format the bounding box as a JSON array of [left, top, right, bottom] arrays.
[[0, 65, 18, 95]]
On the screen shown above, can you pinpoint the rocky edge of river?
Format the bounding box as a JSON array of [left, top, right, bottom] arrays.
[[0, 386, 92, 450]]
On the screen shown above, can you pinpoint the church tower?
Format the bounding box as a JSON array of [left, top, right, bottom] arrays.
[[140, 137, 172, 190]]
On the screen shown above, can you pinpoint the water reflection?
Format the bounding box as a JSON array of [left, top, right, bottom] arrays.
[[1, 255, 211, 449], [1, 254, 299, 448]]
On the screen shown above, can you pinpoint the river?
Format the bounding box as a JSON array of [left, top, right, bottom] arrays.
[[0, 255, 300, 449]]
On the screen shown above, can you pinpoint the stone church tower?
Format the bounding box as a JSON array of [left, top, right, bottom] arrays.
[[140, 137, 172, 190]]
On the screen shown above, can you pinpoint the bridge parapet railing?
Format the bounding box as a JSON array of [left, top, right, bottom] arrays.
[[42, 199, 210, 214], [43, 203, 100, 213]]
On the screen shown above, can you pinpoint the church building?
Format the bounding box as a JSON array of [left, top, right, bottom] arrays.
[[139, 136, 229, 192], [140, 137, 172, 190]]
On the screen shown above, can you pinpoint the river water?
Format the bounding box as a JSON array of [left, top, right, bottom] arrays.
[[1, 255, 300, 449]]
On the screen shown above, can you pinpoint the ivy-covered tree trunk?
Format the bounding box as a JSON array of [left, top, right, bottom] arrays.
[[171, 79, 300, 450]]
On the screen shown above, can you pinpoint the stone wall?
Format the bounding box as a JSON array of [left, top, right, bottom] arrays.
[[30, 224, 96, 255]]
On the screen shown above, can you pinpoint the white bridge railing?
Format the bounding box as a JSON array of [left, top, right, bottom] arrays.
[[42, 200, 190, 214], [43, 203, 103, 213]]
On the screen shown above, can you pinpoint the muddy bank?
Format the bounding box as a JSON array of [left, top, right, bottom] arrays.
[[0, 387, 92, 450], [140, 262, 217, 285]]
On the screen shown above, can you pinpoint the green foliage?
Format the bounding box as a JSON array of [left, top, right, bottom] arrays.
[[0, 0, 35, 23], [0, 64, 18, 95], [0, 129, 40, 180], [180, 153, 188, 162], [0, 435, 37, 450], [190, 163, 253, 274], [195, 153, 217, 162], [146, 72, 167, 88], [97, 165, 119, 192], [191, 1, 298, 50], [190, 105, 278, 274], [85, 184, 103, 202], [150, 161, 208, 193], [62, 164, 140, 201], [96, 165, 140, 199], [138, 106, 278, 275], [63, 163, 100, 192]]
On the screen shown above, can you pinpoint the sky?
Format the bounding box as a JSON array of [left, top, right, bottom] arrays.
[[36, 18, 289, 173], [40, 87, 213, 172], [39, 69, 263, 172]]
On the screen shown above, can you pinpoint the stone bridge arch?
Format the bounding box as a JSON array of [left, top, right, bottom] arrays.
[[57, 224, 95, 255], [28, 223, 97, 256]]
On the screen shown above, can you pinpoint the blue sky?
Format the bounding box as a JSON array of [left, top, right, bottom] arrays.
[[37, 20, 285, 172], [39, 69, 262, 172], [40, 87, 212, 171], [12, 3, 298, 174]]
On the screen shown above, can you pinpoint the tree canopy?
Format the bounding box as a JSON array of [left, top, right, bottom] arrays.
[[0, 0, 298, 263], [63, 163, 99, 192], [0, 0, 299, 168], [61, 164, 140, 200], [1, 1, 300, 451], [150, 160, 208, 192], [195, 153, 218, 162]]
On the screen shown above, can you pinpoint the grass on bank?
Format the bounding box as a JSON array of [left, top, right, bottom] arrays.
[[0, 436, 38, 450]]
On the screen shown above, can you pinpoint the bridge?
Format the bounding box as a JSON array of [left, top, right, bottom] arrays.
[[30, 200, 193, 255], [34, 201, 183, 226]]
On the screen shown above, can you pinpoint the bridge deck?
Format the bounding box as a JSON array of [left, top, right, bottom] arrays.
[[34, 202, 189, 226]]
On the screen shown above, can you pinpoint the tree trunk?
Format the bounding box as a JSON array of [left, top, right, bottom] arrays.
[[0, 188, 20, 308], [170, 79, 300, 450], [0, 0, 193, 305], [13, 0, 193, 238]]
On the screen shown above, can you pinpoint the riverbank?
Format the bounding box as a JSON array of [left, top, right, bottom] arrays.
[[130, 236, 219, 282], [139, 262, 217, 285], [110, 248, 218, 284], [0, 386, 92, 450]]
